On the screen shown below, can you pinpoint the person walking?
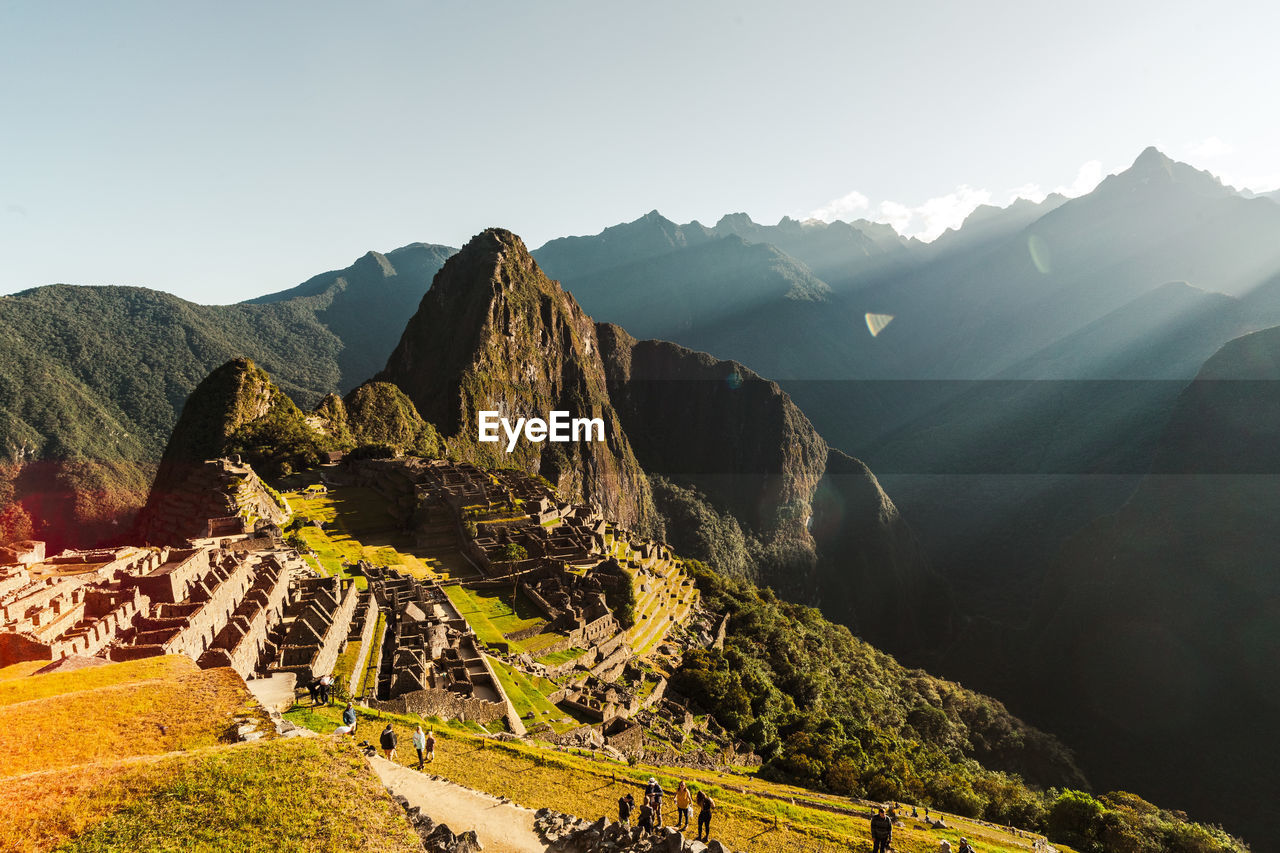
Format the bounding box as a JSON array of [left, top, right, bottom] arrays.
[[695, 790, 714, 842], [674, 780, 692, 830], [318, 673, 333, 705], [618, 792, 635, 826], [870, 807, 893, 853], [380, 723, 398, 761], [413, 724, 427, 770], [425, 729, 436, 763]]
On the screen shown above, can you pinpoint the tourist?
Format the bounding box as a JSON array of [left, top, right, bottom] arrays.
[[645, 777, 663, 826], [342, 701, 357, 734], [870, 807, 893, 853], [618, 792, 635, 826], [674, 780, 691, 830], [637, 798, 655, 834], [957, 838, 975, 853], [380, 723, 398, 761], [334, 723, 355, 736], [318, 673, 333, 705], [425, 729, 436, 763], [413, 724, 427, 770], [307, 679, 320, 706], [695, 791, 714, 842]]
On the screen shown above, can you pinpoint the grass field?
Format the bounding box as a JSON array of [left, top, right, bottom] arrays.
[[0, 662, 269, 777], [286, 485, 474, 585], [0, 656, 198, 706], [488, 657, 579, 734], [284, 704, 1062, 853], [1, 738, 424, 853], [442, 584, 564, 656]]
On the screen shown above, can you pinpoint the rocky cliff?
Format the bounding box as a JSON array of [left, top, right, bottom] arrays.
[[596, 323, 827, 538], [596, 323, 951, 657], [378, 229, 654, 530]]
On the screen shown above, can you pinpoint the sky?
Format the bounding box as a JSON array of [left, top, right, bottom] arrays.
[[3, 0, 1279, 303]]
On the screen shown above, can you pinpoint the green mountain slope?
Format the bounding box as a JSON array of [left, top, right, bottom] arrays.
[[0, 245, 450, 548]]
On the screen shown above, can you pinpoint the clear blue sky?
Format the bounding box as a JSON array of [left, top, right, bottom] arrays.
[[3, 0, 1278, 302]]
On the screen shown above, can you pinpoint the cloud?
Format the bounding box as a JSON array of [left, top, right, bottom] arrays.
[[811, 159, 1110, 243], [808, 189, 870, 222], [1054, 160, 1104, 197], [874, 186, 992, 241], [1187, 136, 1234, 159]]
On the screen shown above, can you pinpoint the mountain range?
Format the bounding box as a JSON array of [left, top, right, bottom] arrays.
[[4, 146, 1280, 840]]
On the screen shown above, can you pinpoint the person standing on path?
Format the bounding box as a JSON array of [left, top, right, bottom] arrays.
[[695, 791, 714, 842], [425, 729, 436, 763], [380, 723, 398, 761], [674, 780, 692, 830], [413, 725, 427, 770], [870, 807, 893, 853]]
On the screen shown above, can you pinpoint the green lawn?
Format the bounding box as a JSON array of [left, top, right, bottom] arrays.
[[535, 646, 586, 667], [443, 584, 558, 654], [489, 658, 577, 734], [286, 485, 473, 585]]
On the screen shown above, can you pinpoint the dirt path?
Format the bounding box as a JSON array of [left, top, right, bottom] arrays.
[[368, 755, 549, 853]]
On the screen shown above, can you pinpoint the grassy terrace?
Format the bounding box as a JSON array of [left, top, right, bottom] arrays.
[[286, 704, 1065, 853], [489, 657, 580, 734], [442, 583, 568, 655], [286, 484, 476, 587], [0, 655, 422, 853], [4, 738, 423, 853], [0, 657, 269, 778]]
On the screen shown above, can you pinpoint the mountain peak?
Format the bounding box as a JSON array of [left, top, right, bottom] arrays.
[[1103, 146, 1229, 197], [378, 228, 655, 529]]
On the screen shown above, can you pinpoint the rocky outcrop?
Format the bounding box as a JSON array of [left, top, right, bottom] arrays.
[[379, 229, 654, 530], [597, 324, 826, 539], [597, 324, 952, 656]]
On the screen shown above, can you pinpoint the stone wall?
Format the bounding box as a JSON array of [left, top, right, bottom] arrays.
[[159, 557, 255, 660], [198, 556, 291, 679], [346, 592, 379, 697]]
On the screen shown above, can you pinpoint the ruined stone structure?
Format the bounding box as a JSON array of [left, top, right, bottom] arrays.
[[361, 564, 508, 726], [139, 457, 289, 546], [269, 575, 360, 684], [0, 539, 308, 682]]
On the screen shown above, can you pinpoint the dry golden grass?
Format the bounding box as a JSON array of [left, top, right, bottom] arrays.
[[0, 661, 49, 683], [0, 739, 424, 853], [0, 665, 267, 778], [285, 705, 1059, 853], [0, 655, 197, 707]]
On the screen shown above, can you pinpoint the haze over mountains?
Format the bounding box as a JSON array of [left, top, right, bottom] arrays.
[[4, 146, 1280, 841]]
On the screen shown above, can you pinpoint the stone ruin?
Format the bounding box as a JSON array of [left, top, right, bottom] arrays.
[[361, 564, 507, 727], [0, 501, 354, 695]]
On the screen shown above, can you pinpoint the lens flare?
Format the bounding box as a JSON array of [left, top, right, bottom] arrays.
[[1028, 234, 1052, 274], [865, 313, 894, 337]]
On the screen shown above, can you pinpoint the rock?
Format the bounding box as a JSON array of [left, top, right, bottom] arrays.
[[704, 842, 728, 853]]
